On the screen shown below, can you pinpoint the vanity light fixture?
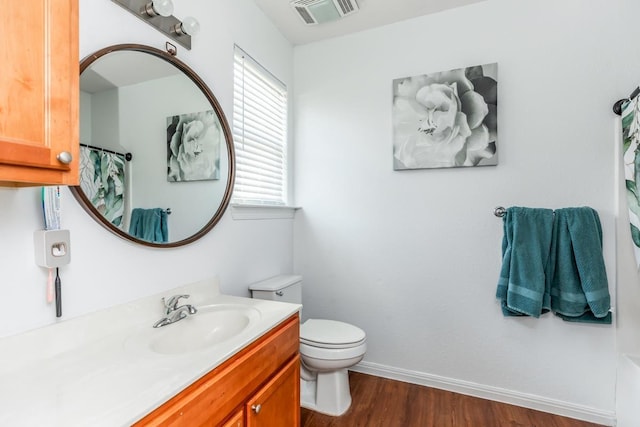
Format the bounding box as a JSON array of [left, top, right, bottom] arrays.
[[111, 0, 197, 50]]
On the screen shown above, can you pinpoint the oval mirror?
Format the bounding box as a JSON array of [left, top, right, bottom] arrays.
[[71, 44, 235, 248]]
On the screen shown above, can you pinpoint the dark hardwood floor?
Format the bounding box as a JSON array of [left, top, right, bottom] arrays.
[[300, 372, 606, 427]]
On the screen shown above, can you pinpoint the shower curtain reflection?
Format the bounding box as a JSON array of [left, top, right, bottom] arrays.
[[79, 146, 127, 229]]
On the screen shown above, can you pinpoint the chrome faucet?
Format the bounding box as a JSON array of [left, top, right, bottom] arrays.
[[153, 294, 198, 328]]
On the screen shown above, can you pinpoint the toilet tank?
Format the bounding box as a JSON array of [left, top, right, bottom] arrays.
[[249, 275, 302, 304]]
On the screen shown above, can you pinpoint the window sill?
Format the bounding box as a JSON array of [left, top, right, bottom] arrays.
[[230, 204, 301, 220]]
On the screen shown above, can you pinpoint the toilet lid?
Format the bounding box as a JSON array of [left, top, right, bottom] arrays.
[[300, 319, 366, 348]]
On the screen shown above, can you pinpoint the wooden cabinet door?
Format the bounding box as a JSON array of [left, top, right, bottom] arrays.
[[0, 0, 79, 186], [221, 409, 244, 427], [246, 355, 300, 427]]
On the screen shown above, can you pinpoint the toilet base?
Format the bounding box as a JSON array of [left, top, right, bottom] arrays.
[[300, 368, 352, 416]]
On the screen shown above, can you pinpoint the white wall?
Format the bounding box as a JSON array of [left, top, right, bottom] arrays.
[[91, 88, 120, 150], [293, 0, 640, 423], [79, 91, 92, 144], [0, 0, 294, 338]]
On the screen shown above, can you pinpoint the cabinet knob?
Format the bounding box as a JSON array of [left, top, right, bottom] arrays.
[[275, 291, 284, 297], [251, 404, 262, 414], [56, 151, 73, 165]]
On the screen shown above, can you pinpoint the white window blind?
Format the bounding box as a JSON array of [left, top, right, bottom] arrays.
[[232, 45, 288, 206]]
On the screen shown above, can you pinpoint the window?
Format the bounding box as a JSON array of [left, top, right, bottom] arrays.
[[232, 45, 288, 206]]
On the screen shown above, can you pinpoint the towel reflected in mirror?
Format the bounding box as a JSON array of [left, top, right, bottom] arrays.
[[129, 208, 169, 243]]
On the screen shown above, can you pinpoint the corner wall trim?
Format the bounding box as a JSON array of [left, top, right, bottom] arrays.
[[351, 361, 615, 426]]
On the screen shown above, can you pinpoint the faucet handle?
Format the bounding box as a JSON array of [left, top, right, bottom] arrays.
[[163, 294, 190, 313]]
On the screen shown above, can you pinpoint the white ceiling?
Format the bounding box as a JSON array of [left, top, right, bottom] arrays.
[[252, 0, 488, 45], [81, 51, 181, 93]]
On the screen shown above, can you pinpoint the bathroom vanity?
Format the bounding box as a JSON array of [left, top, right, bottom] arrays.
[[0, 278, 301, 426], [135, 314, 300, 426]]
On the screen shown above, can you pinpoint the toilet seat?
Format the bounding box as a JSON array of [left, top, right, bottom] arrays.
[[300, 341, 367, 361], [300, 319, 366, 349]]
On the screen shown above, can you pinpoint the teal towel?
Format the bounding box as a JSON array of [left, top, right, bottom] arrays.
[[496, 207, 554, 317], [129, 208, 168, 243], [549, 207, 611, 324]]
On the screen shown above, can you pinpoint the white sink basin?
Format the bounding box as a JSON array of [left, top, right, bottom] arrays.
[[127, 304, 261, 356]]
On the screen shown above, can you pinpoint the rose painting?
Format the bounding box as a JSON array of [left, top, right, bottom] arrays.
[[392, 63, 498, 170], [167, 109, 221, 182]]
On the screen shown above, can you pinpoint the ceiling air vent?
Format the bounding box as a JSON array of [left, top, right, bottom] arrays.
[[290, 0, 360, 25]]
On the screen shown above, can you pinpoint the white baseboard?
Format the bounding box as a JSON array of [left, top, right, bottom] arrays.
[[351, 361, 616, 426]]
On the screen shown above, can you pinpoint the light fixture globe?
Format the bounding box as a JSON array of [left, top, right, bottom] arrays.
[[175, 16, 200, 36], [144, 0, 173, 17]]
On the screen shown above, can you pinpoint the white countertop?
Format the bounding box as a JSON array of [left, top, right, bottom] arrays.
[[0, 278, 301, 426]]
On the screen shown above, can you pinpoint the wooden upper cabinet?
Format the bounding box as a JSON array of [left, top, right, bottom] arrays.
[[0, 0, 79, 187]]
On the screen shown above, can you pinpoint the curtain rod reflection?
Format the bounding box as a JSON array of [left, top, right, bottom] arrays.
[[81, 143, 133, 161], [613, 86, 640, 116]]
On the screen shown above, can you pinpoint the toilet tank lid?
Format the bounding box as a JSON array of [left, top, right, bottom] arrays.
[[249, 275, 302, 291]]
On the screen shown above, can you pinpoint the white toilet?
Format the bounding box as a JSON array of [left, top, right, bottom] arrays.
[[249, 275, 366, 416]]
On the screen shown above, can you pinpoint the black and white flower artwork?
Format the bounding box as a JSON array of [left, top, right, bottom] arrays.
[[167, 110, 221, 182], [392, 63, 498, 170]]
